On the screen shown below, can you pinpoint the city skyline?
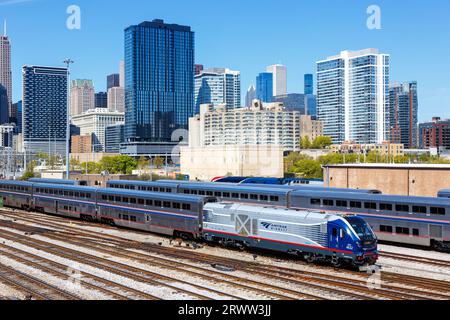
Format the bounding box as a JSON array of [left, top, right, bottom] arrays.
[[0, 0, 449, 122]]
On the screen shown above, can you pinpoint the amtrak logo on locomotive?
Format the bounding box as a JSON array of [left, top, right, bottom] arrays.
[[261, 222, 288, 232]]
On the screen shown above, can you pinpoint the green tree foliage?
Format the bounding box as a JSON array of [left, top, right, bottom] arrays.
[[311, 136, 333, 149], [80, 155, 138, 175], [300, 136, 312, 149], [137, 156, 150, 170], [154, 156, 165, 169]]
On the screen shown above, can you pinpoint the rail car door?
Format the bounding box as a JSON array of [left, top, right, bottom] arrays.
[[328, 224, 340, 250]]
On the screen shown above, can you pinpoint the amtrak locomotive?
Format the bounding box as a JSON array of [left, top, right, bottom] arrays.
[[0, 180, 378, 268], [105, 180, 450, 251]]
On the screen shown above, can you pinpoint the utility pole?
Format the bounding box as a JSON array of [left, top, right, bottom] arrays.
[[63, 59, 74, 179]]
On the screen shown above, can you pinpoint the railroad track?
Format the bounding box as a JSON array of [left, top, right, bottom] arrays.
[[380, 251, 450, 269], [0, 243, 160, 300], [2, 209, 450, 300], [0, 263, 81, 300]]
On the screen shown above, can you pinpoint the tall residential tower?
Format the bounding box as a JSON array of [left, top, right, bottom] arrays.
[[124, 19, 194, 154], [317, 49, 390, 144]]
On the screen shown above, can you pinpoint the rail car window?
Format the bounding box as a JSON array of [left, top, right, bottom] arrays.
[[380, 225, 393, 233], [215, 192, 222, 197], [232, 193, 239, 199], [323, 199, 334, 206], [223, 192, 230, 198], [199, 191, 206, 196], [364, 202, 377, 210], [413, 229, 420, 236], [412, 206, 427, 214], [250, 194, 258, 200], [395, 205, 410, 213], [138, 199, 145, 205], [182, 203, 191, 210], [311, 199, 321, 205], [336, 200, 348, 207], [115, 196, 121, 202], [102, 195, 107, 200], [130, 198, 137, 204], [431, 207, 446, 215], [153, 187, 159, 192], [123, 197, 129, 203], [270, 196, 279, 202], [351, 201, 362, 209], [380, 203, 393, 211], [173, 203, 181, 209], [184, 190, 190, 194], [130, 216, 137, 222], [108, 195, 114, 201], [146, 200, 153, 206], [260, 195, 269, 201], [163, 201, 171, 208], [206, 191, 213, 196], [166, 188, 172, 193], [155, 200, 162, 207], [241, 194, 249, 199], [396, 227, 410, 235], [123, 215, 129, 221]]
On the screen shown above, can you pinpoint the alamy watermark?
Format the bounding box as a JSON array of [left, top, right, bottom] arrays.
[[66, 5, 81, 30], [367, 5, 382, 30]]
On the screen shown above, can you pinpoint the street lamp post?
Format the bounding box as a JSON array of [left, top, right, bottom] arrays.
[[63, 59, 74, 179]]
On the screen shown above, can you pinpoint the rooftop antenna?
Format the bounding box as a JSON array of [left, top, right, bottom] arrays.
[[3, 19, 7, 36]]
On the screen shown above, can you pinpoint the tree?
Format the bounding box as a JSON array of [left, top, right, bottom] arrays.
[[300, 136, 312, 149], [311, 136, 333, 149], [154, 156, 164, 169], [291, 158, 323, 179], [137, 156, 150, 170]]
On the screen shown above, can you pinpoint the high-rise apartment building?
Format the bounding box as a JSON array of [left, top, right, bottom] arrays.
[[22, 66, 68, 155], [0, 23, 12, 124], [304, 74, 314, 95], [124, 19, 194, 149], [70, 79, 95, 116], [245, 85, 256, 107], [107, 73, 120, 90], [189, 101, 301, 153], [256, 72, 273, 103], [266, 64, 287, 97], [388, 81, 418, 148], [195, 68, 241, 112], [317, 48, 390, 144], [419, 117, 450, 149]]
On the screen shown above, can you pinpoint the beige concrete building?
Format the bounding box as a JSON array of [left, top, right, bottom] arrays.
[[107, 86, 125, 113], [70, 152, 120, 164], [71, 135, 92, 154], [69, 174, 138, 187], [189, 101, 301, 152], [330, 141, 405, 157], [70, 79, 95, 117], [324, 164, 450, 197], [180, 145, 284, 181], [300, 115, 323, 142]]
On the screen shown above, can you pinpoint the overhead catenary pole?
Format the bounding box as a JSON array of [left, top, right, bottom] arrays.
[[63, 59, 74, 179]]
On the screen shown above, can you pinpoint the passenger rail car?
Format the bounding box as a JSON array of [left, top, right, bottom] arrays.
[[204, 203, 378, 267], [290, 190, 450, 251], [0, 180, 211, 239], [107, 180, 450, 251], [28, 178, 78, 186], [438, 190, 450, 199], [0, 180, 378, 268]]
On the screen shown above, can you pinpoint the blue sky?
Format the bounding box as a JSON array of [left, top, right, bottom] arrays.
[[1, 0, 449, 121]]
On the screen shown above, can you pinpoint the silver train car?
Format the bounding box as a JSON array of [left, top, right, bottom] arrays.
[[106, 180, 450, 251], [0, 180, 211, 239], [438, 190, 450, 199]]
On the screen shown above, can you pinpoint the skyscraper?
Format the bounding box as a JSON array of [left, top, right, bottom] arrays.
[[119, 60, 125, 88], [124, 19, 194, 147], [304, 74, 313, 95], [256, 72, 273, 103], [0, 21, 12, 124], [195, 64, 204, 76], [273, 94, 306, 114], [317, 49, 390, 144], [95, 92, 108, 108], [12, 100, 22, 134], [266, 64, 287, 97], [107, 73, 120, 90], [22, 66, 68, 155], [389, 81, 418, 148], [108, 86, 125, 112], [194, 68, 241, 111], [70, 79, 95, 116], [245, 85, 256, 107]]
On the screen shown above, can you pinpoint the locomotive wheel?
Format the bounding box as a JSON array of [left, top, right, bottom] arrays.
[[331, 256, 342, 268]]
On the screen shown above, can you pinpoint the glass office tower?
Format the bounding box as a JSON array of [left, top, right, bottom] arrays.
[[256, 72, 273, 103], [124, 19, 195, 145], [304, 74, 313, 95]]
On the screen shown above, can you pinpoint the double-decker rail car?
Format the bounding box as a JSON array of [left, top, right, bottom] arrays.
[[203, 203, 378, 267], [438, 190, 450, 199], [290, 190, 450, 251], [0, 180, 34, 210], [28, 178, 78, 186]]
